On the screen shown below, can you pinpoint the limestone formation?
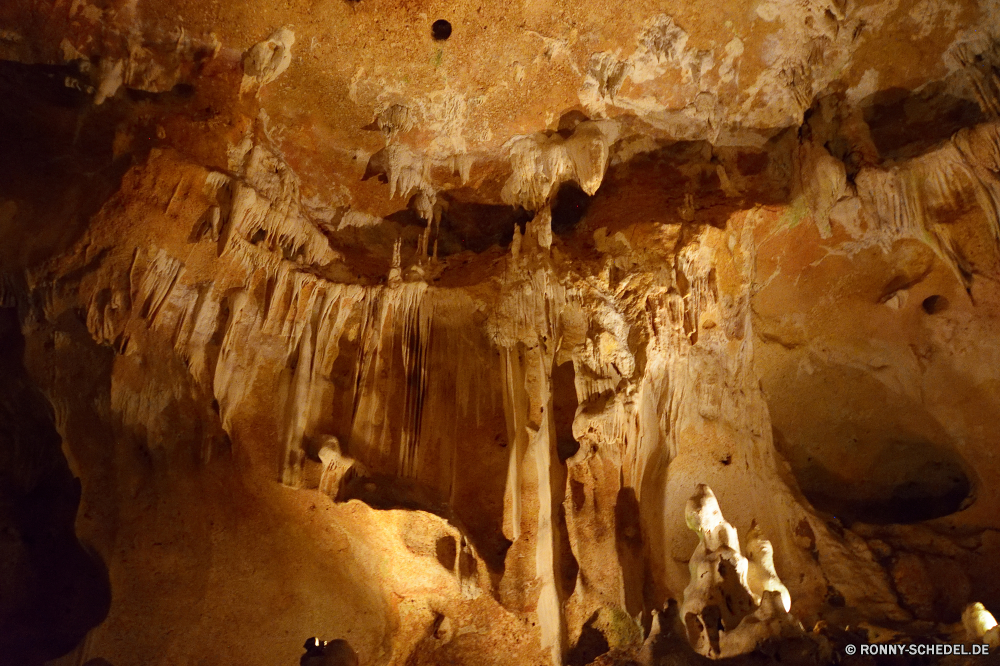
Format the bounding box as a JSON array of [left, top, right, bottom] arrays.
[[317, 437, 368, 501], [241, 27, 296, 95], [963, 602, 1000, 649], [1, 1, 1000, 665], [680, 485, 799, 659], [301, 638, 360, 666]]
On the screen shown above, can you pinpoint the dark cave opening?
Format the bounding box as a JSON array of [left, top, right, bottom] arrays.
[[567, 618, 610, 666], [435, 198, 534, 256], [550, 360, 581, 602], [550, 182, 592, 237], [552, 360, 580, 463], [795, 441, 973, 526], [0, 308, 111, 665]]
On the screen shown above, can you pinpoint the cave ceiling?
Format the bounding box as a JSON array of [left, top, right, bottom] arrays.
[[2, 0, 1000, 665]]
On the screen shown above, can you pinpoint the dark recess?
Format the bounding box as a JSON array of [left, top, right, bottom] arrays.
[[432, 19, 452, 41], [436, 535, 457, 570], [434, 198, 533, 256], [342, 473, 512, 574], [863, 85, 984, 160], [550, 360, 581, 602], [922, 294, 949, 314], [0, 60, 132, 272], [557, 109, 590, 137], [567, 611, 611, 666], [550, 182, 592, 236], [0, 308, 111, 665], [797, 454, 972, 526], [552, 361, 580, 462], [615, 487, 644, 618]]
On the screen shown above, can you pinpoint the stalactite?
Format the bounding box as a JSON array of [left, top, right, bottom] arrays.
[[364, 144, 432, 201], [178, 285, 220, 384], [399, 293, 434, 478], [133, 248, 184, 326], [846, 121, 1000, 285], [534, 369, 564, 666], [951, 38, 1000, 120], [953, 121, 1000, 239], [212, 289, 259, 431], [500, 346, 527, 542], [221, 180, 336, 268], [47, 127, 995, 665], [280, 317, 314, 487], [500, 121, 619, 210], [14, 5, 1000, 665]]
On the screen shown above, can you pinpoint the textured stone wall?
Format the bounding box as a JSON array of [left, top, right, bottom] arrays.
[[1, 1, 1000, 665]]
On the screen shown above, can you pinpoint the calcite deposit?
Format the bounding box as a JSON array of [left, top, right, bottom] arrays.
[[680, 484, 799, 659], [1, 0, 1000, 665]]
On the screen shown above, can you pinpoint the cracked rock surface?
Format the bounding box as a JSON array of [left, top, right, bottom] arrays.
[[1, 1, 1000, 665]]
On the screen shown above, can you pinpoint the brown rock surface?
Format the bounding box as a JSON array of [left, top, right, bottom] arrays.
[[1, 1, 1000, 665]]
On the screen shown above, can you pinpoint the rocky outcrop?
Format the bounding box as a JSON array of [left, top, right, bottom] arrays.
[[1, 1, 1000, 666], [680, 484, 799, 659]]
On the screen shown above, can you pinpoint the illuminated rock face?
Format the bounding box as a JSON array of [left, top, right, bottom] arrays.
[[1, 1, 1000, 665], [680, 484, 798, 659]]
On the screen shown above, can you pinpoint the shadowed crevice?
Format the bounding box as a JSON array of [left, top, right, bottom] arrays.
[[0, 308, 112, 665]]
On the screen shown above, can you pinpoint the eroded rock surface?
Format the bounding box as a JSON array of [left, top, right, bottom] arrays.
[[1, 1, 1000, 665]]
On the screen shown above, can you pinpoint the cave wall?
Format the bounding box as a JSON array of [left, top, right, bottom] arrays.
[[1, 1, 1000, 665]]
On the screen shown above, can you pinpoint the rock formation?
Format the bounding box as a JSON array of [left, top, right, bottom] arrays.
[[1, 0, 1000, 665], [680, 484, 799, 659], [302, 638, 361, 666], [962, 602, 1000, 649]]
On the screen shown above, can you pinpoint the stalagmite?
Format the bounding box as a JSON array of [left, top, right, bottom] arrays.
[[317, 437, 367, 500], [680, 485, 800, 659], [745, 524, 791, 613], [962, 602, 1000, 648]]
